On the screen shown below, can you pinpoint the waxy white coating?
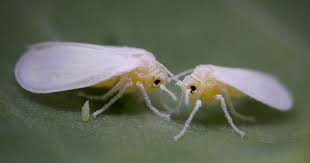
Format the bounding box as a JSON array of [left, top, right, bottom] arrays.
[[192, 65, 293, 110], [15, 42, 160, 93]]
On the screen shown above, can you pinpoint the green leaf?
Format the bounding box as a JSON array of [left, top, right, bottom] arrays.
[[1, 0, 309, 162]]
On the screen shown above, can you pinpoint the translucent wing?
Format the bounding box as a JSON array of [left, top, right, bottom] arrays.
[[210, 65, 293, 111], [15, 42, 149, 93]]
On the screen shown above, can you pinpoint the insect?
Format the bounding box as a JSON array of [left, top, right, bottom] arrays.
[[173, 64, 293, 141], [15, 42, 177, 120]]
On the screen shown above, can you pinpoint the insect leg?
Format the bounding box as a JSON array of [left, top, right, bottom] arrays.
[[159, 91, 175, 114], [174, 99, 202, 141], [222, 89, 255, 122], [160, 92, 184, 114], [78, 76, 129, 100], [159, 84, 177, 101], [184, 89, 191, 106], [215, 94, 245, 137], [136, 82, 171, 121], [92, 80, 132, 118], [158, 84, 178, 113], [175, 92, 185, 113]]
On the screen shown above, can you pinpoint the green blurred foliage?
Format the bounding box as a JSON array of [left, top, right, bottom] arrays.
[[0, 0, 310, 162]]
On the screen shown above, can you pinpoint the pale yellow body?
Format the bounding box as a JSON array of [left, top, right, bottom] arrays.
[[79, 50, 173, 120], [92, 66, 166, 93], [181, 67, 244, 105], [201, 81, 244, 104]]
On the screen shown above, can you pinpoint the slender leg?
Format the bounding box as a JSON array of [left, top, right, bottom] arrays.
[[78, 77, 128, 101], [159, 85, 182, 114], [159, 84, 177, 101], [226, 99, 255, 122], [174, 100, 202, 141], [184, 89, 191, 106], [136, 82, 170, 121], [92, 81, 132, 118], [159, 91, 175, 114], [173, 92, 185, 113], [159, 92, 184, 114], [215, 94, 245, 137], [221, 89, 255, 122]]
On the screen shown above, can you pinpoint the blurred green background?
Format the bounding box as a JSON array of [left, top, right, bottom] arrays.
[[1, 0, 310, 162]]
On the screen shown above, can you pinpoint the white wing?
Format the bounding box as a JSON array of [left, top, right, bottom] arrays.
[[209, 65, 293, 111], [15, 42, 150, 93]]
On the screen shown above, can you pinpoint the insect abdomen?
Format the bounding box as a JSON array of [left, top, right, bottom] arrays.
[[201, 82, 244, 102], [92, 76, 120, 88]]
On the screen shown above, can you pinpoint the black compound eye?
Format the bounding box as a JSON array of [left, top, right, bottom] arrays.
[[190, 85, 196, 93], [154, 79, 161, 86]]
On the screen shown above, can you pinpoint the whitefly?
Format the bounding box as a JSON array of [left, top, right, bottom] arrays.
[[173, 64, 293, 141], [15, 42, 177, 120]]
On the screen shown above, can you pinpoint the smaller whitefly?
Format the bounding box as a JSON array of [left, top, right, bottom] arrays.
[[173, 64, 294, 141], [81, 100, 90, 122]]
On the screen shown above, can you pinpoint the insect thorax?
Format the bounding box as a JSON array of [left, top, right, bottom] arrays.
[[190, 65, 243, 102], [93, 55, 168, 93], [182, 65, 222, 102], [127, 62, 168, 92]]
